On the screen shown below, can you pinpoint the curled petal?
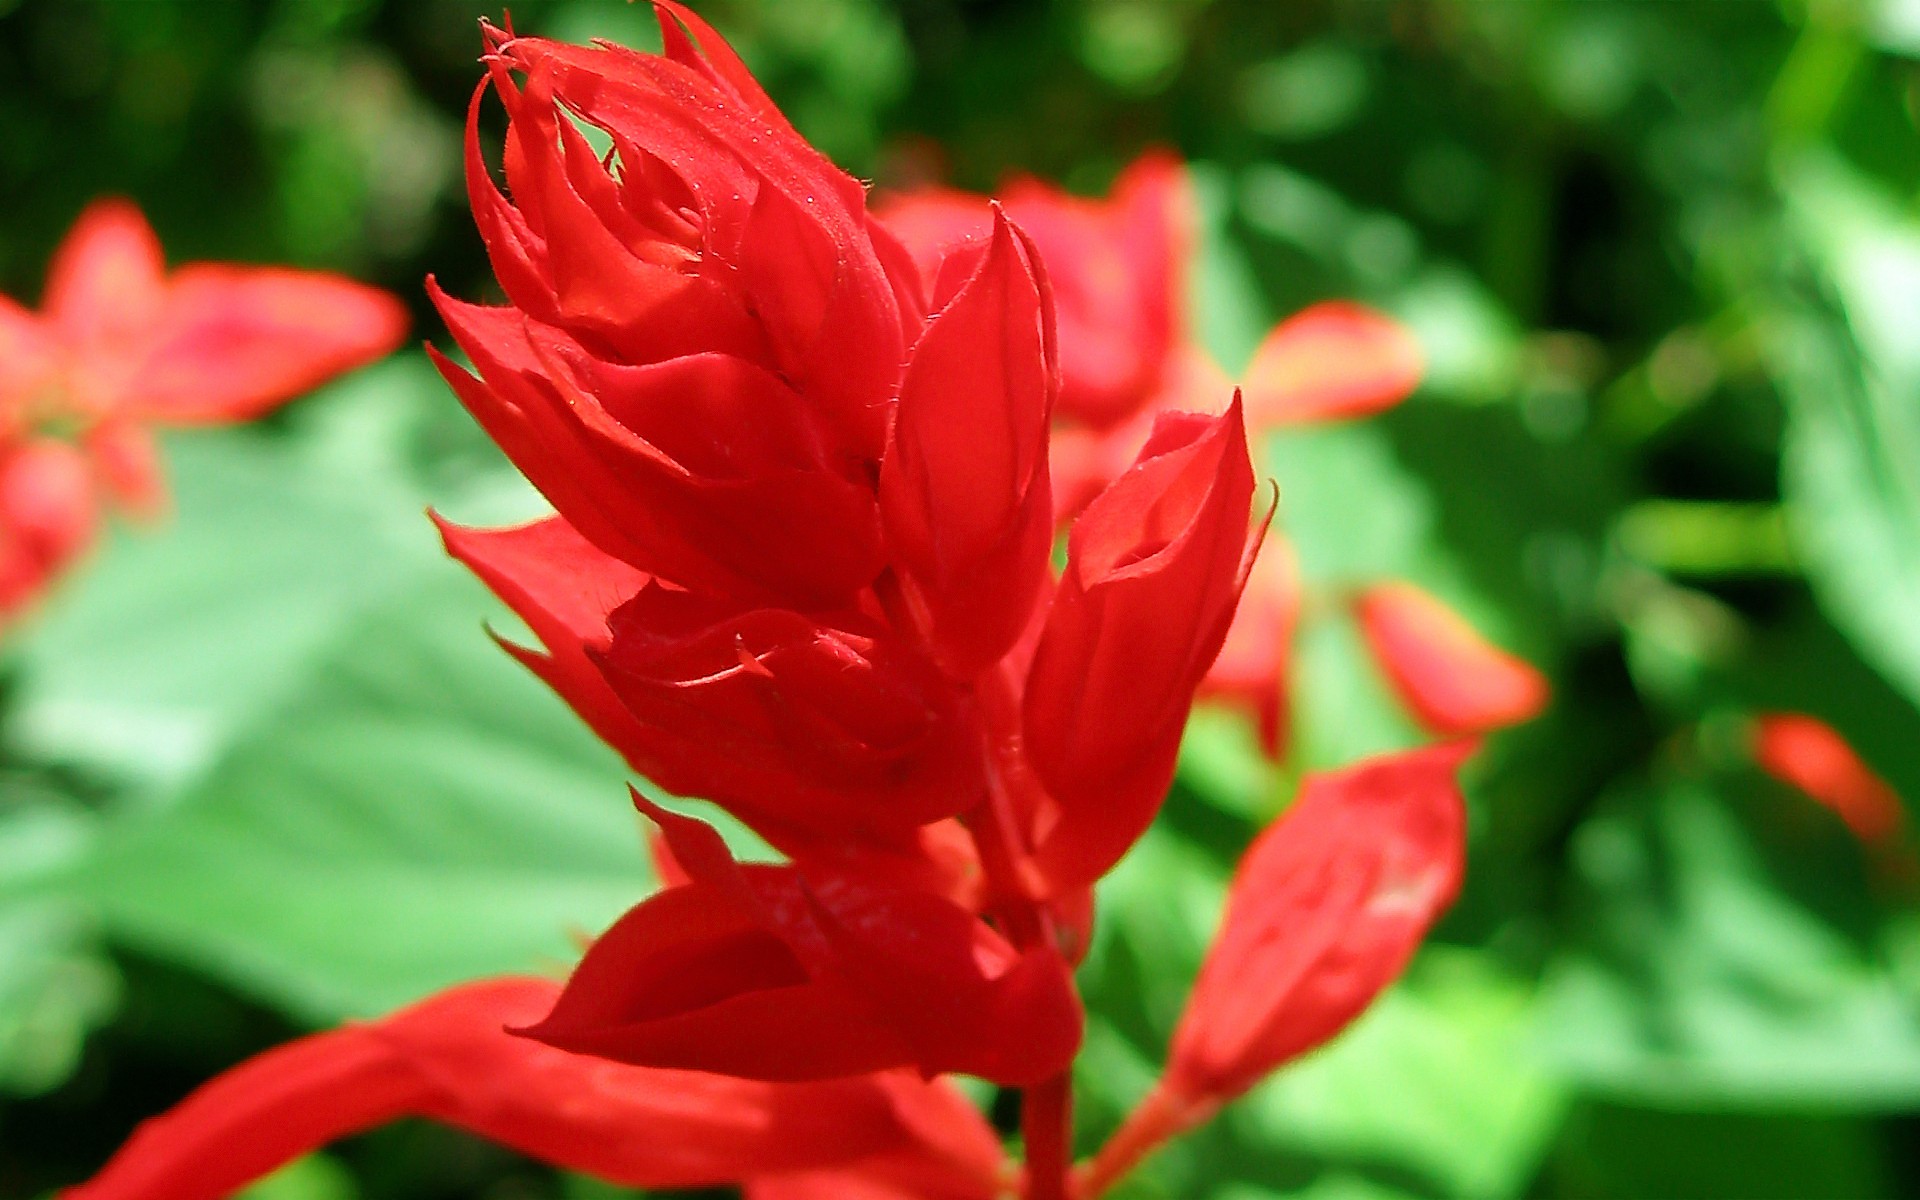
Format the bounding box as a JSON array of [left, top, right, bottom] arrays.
[[1166, 742, 1471, 1100], [1024, 399, 1259, 892], [1354, 582, 1549, 735], [882, 207, 1056, 673], [64, 977, 940, 1200], [1240, 302, 1422, 426], [1753, 713, 1907, 845], [523, 802, 1081, 1086]]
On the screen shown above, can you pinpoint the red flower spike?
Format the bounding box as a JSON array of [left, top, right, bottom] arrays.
[[1753, 713, 1908, 845], [1238, 302, 1423, 426], [1199, 533, 1302, 760], [43, 198, 167, 353], [882, 207, 1057, 674], [1165, 741, 1470, 1102], [522, 800, 1082, 1086], [1024, 399, 1261, 893], [1354, 581, 1549, 736], [63, 977, 993, 1200]]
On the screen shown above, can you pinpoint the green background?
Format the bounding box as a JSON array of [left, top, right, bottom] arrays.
[[1, 0, 1918, 1196]]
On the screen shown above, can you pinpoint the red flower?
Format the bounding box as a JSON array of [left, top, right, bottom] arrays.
[[0, 199, 407, 624], [77, 10, 1461, 1199], [63, 977, 1007, 1200], [1353, 581, 1550, 736], [1753, 713, 1907, 846]]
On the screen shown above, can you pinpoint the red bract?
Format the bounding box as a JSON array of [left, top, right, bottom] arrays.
[[1024, 401, 1261, 892], [1166, 742, 1470, 1097], [1079, 744, 1470, 1195], [1753, 713, 1907, 845], [1354, 581, 1550, 736], [523, 798, 1080, 1085], [64, 977, 1007, 1200], [881, 208, 1057, 674], [0, 200, 407, 625]]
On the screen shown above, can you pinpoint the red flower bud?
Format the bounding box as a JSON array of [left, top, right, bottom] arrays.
[[1166, 742, 1469, 1100], [881, 207, 1057, 673], [1023, 400, 1260, 891], [1239, 302, 1423, 426], [1354, 581, 1549, 735], [522, 799, 1081, 1086], [62, 977, 1000, 1200], [1753, 713, 1907, 845]]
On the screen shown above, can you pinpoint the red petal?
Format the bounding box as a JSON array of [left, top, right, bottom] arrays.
[[121, 266, 408, 422], [1166, 742, 1470, 1099], [0, 439, 99, 624], [881, 207, 1056, 673], [44, 198, 166, 349], [65, 977, 942, 1200], [83, 421, 169, 516], [526, 805, 1081, 1086], [0, 296, 56, 415], [1199, 534, 1301, 759], [1239, 303, 1422, 426], [1753, 713, 1907, 845], [1023, 399, 1259, 892], [1354, 582, 1549, 735]]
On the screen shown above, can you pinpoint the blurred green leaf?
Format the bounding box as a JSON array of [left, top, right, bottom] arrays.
[[65, 571, 646, 1023], [6, 360, 446, 794], [1244, 950, 1569, 1200], [1540, 774, 1920, 1108], [1774, 153, 1920, 718]]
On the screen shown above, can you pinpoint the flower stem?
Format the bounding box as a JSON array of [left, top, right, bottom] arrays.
[[1074, 1080, 1217, 1199], [1023, 1071, 1073, 1200]]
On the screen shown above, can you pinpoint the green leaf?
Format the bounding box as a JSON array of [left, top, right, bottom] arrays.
[[1773, 153, 1920, 716], [70, 574, 647, 1022], [5, 359, 448, 794], [1241, 951, 1568, 1200], [1540, 775, 1920, 1108]]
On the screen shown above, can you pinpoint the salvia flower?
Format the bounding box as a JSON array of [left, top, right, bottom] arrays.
[[71, 8, 1472, 1199], [0, 199, 408, 625], [1353, 581, 1551, 737]]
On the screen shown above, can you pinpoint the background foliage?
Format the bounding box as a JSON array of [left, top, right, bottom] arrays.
[[2, 0, 1918, 1196]]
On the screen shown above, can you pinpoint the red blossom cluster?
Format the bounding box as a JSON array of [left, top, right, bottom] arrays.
[[0, 202, 407, 624], [69, 7, 1486, 1198]]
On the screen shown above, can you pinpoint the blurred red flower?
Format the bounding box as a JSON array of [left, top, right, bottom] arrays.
[[0, 199, 408, 625]]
